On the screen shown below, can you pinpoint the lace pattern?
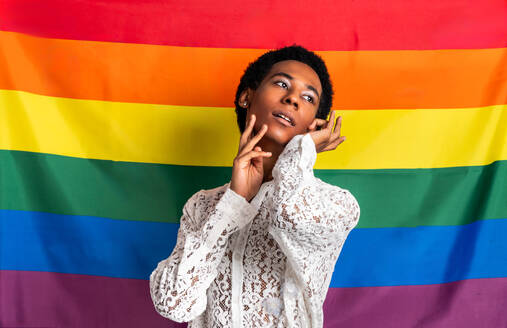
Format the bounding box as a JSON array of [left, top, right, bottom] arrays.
[[149, 133, 360, 327]]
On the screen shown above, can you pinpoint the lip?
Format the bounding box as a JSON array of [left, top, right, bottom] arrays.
[[272, 110, 296, 127], [273, 115, 293, 127]]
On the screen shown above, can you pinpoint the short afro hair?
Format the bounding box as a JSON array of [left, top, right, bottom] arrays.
[[234, 45, 334, 133]]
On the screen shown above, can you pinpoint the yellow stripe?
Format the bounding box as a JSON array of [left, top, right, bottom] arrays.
[[1, 89, 506, 169]]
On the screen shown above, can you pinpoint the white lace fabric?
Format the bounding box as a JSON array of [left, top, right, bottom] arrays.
[[149, 133, 361, 327]]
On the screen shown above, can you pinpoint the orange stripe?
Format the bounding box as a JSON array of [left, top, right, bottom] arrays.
[[1, 31, 506, 109]]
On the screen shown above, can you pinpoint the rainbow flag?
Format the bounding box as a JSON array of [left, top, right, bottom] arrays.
[[1, 1, 506, 327]]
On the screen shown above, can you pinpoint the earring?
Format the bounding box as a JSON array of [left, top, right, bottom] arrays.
[[243, 102, 248, 107]]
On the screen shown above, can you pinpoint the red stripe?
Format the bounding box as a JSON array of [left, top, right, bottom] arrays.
[[1, 0, 506, 50], [2, 270, 506, 327]]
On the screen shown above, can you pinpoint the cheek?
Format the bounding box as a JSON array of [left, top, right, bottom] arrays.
[[294, 123, 310, 135], [300, 116, 316, 129], [307, 116, 316, 125]]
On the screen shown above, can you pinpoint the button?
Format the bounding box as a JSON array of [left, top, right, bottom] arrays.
[[284, 281, 298, 297], [262, 297, 283, 317]]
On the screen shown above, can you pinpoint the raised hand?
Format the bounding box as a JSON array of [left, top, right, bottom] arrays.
[[230, 114, 272, 202], [307, 110, 346, 153]]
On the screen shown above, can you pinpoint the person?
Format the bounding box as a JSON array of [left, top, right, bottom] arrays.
[[149, 45, 360, 327]]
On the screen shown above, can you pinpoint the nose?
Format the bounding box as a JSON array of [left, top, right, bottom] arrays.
[[282, 91, 299, 109]]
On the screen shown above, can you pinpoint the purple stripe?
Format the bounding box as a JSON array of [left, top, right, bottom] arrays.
[[2, 270, 506, 327], [0, 270, 186, 327], [323, 278, 507, 327]]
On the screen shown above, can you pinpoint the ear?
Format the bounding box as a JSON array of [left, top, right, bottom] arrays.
[[238, 88, 254, 108]]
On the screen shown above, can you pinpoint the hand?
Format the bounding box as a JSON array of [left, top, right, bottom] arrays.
[[307, 110, 346, 153], [230, 114, 272, 202]]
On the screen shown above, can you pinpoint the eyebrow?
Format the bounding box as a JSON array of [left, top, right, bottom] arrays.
[[269, 72, 320, 99]]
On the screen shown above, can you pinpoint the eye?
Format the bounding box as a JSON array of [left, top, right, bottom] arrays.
[[303, 95, 314, 103], [275, 80, 288, 88]]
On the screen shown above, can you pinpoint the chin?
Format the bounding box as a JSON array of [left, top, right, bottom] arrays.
[[265, 123, 299, 145]]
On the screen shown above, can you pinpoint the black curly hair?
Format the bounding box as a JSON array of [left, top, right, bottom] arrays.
[[234, 45, 334, 133]]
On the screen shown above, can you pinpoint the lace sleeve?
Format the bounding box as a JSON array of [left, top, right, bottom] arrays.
[[149, 186, 258, 322], [267, 133, 360, 326]]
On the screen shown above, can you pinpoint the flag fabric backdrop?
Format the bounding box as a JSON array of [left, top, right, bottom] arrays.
[[1, 1, 506, 327]]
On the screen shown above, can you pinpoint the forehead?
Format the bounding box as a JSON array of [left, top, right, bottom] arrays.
[[264, 60, 322, 92]]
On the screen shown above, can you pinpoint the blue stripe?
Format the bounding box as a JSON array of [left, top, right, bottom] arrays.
[[1, 209, 506, 287]]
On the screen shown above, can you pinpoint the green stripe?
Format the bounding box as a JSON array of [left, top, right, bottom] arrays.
[[1, 150, 505, 228]]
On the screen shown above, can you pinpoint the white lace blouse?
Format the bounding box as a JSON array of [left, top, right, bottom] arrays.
[[149, 133, 361, 327]]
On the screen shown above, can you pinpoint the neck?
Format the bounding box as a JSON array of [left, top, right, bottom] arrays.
[[257, 137, 284, 183]]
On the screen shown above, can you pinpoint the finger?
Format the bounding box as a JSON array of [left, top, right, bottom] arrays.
[[318, 110, 335, 143], [239, 114, 254, 150], [326, 110, 336, 131], [307, 119, 319, 132], [251, 147, 265, 168], [312, 118, 327, 128], [333, 115, 342, 136], [309, 120, 330, 139], [239, 114, 256, 151], [322, 136, 346, 152], [239, 149, 272, 162], [240, 124, 268, 156]]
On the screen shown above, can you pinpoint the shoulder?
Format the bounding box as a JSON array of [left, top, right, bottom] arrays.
[[184, 182, 230, 211], [313, 178, 361, 230], [181, 183, 230, 227], [190, 182, 230, 202], [313, 178, 359, 206]]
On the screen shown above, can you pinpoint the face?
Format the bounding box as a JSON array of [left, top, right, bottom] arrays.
[[240, 60, 322, 146]]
